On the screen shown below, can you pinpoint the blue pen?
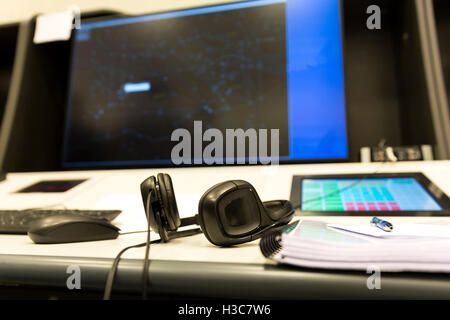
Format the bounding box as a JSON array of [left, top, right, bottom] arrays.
[[371, 217, 393, 232]]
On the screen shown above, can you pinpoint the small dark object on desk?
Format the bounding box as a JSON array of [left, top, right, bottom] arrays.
[[16, 180, 87, 193], [27, 213, 120, 244]]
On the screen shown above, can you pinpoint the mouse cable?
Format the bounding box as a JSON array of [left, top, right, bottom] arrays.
[[118, 230, 148, 235]]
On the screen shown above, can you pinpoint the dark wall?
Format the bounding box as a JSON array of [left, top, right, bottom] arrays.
[[433, 0, 450, 107], [342, 0, 436, 160], [3, 28, 70, 172], [0, 23, 18, 120], [1, 11, 121, 173]]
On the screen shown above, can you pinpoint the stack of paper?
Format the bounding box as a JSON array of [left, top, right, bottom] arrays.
[[262, 220, 450, 273]]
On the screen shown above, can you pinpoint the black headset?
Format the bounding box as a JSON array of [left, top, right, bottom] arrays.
[[140, 173, 295, 246], [104, 173, 295, 299]]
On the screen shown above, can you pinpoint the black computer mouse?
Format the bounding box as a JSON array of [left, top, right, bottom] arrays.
[[28, 214, 120, 244]]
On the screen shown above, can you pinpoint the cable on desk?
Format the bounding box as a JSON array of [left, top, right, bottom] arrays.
[[118, 230, 148, 235], [103, 239, 160, 300], [141, 192, 153, 300], [104, 192, 202, 300], [104, 190, 157, 300]]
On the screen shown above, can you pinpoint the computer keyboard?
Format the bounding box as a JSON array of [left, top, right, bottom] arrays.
[[0, 209, 121, 234]]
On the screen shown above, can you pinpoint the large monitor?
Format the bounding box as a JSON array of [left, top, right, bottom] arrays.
[[63, 0, 347, 167]]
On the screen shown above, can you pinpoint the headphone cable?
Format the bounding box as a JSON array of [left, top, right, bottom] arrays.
[[104, 190, 202, 300], [141, 191, 153, 300], [103, 192, 159, 300]]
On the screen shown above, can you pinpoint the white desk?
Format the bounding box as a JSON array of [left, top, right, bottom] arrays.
[[0, 161, 449, 298]]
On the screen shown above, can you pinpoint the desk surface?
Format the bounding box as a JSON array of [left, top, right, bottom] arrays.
[[0, 161, 450, 298]]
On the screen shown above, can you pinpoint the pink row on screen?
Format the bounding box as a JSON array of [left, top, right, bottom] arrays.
[[345, 202, 401, 211]]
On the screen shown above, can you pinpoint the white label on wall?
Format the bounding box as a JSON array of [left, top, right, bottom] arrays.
[[33, 11, 74, 44]]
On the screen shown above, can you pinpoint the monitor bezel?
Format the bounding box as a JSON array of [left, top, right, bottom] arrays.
[[290, 172, 450, 216], [62, 0, 350, 170]]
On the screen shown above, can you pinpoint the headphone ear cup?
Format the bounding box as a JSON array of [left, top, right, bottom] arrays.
[[140, 175, 170, 242], [157, 173, 181, 231], [140, 176, 160, 233]]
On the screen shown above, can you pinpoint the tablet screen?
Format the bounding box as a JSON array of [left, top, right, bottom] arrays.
[[16, 180, 87, 193], [301, 178, 443, 212]]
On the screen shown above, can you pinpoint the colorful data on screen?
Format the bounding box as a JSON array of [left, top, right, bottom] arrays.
[[301, 178, 443, 212]]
